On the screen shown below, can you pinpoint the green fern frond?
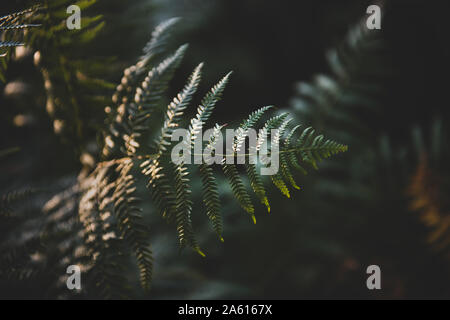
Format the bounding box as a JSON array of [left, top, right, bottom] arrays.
[[196, 72, 232, 124], [284, 125, 308, 175], [141, 64, 203, 226], [256, 113, 289, 153], [120, 44, 189, 156], [113, 17, 181, 107], [245, 163, 270, 212], [233, 106, 273, 212], [156, 63, 203, 154], [174, 164, 203, 255], [171, 70, 232, 252], [269, 118, 295, 197], [141, 157, 176, 220], [186, 72, 232, 153], [294, 127, 348, 170], [114, 159, 153, 290], [199, 124, 226, 237], [141, 17, 181, 60], [199, 164, 223, 240], [271, 173, 291, 198], [295, 127, 318, 169], [277, 119, 301, 190], [240, 106, 274, 131], [71, 18, 348, 294], [282, 125, 304, 185], [222, 163, 255, 222], [204, 124, 225, 156], [134, 44, 188, 115], [235, 106, 273, 153]]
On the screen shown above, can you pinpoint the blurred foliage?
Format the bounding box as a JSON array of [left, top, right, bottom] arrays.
[[288, 1, 450, 298], [26, 0, 113, 153], [0, 0, 155, 172], [407, 121, 450, 254]]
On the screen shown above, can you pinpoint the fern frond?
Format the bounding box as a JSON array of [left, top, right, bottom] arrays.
[[114, 159, 153, 290], [204, 124, 225, 156], [245, 163, 270, 212], [174, 164, 203, 255], [156, 63, 203, 154], [120, 44, 189, 156], [199, 164, 223, 240], [222, 163, 255, 223], [170, 71, 231, 252], [269, 118, 295, 197], [295, 127, 318, 169], [113, 18, 181, 106], [141, 63, 203, 225], [282, 125, 304, 183], [275, 120, 301, 191], [198, 124, 226, 237], [197, 72, 232, 124], [46, 18, 349, 295], [256, 113, 289, 153], [235, 106, 273, 153], [295, 127, 348, 169], [271, 173, 291, 198], [231, 106, 274, 212], [186, 72, 232, 153], [141, 17, 181, 59], [284, 125, 308, 175], [134, 44, 188, 114]]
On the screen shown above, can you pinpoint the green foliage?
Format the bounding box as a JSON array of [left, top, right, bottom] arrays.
[[25, 0, 113, 152], [291, 20, 394, 147], [406, 119, 450, 252], [288, 16, 450, 297]]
